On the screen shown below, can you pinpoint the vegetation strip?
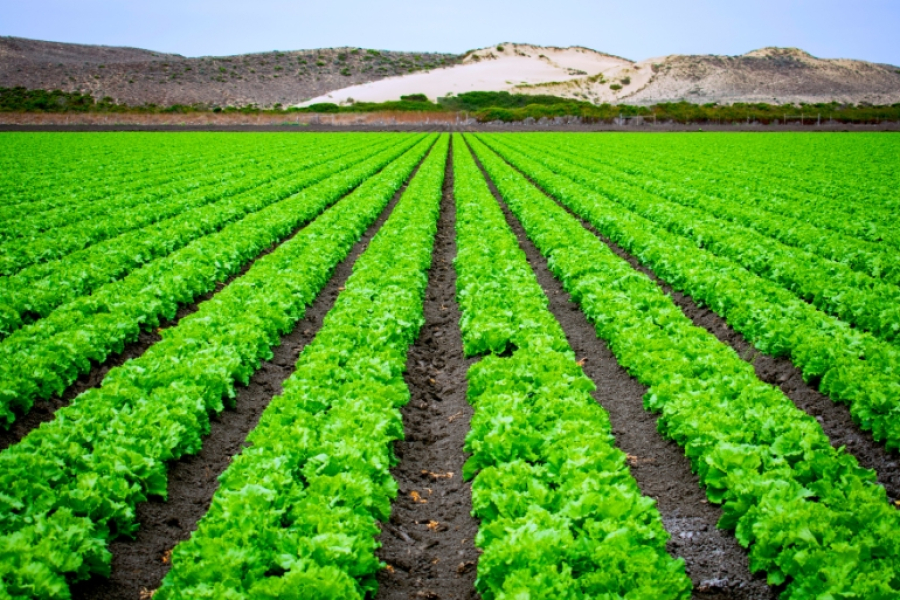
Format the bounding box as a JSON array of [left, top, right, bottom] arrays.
[[476, 133, 900, 451], [0, 134, 393, 338], [0, 133, 237, 212], [69, 150, 418, 600], [475, 146, 777, 597], [551, 133, 900, 250], [0, 135, 293, 240], [454, 137, 690, 598], [504, 159, 900, 508], [374, 137, 481, 599], [467, 133, 900, 599], [521, 134, 898, 284], [0, 135, 435, 599], [157, 135, 449, 599], [0, 136, 380, 275], [0, 135, 421, 427], [505, 134, 900, 338]]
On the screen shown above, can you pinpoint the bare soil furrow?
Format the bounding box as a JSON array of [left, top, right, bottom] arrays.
[[66, 151, 431, 600], [376, 139, 480, 600], [467, 141, 776, 600]]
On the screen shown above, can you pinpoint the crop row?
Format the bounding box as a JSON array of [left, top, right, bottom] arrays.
[[0, 135, 435, 599], [561, 133, 900, 249], [157, 135, 449, 599], [0, 135, 183, 207], [0, 137, 377, 275], [0, 138, 296, 240], [453, 138, 690, 599], [499, 135, 900, 343], [468, 133, 900, 599], [478, 134, 900, 451], [0, 135, 425, 428], [520, 134, 899, 285], [0, 133, 280, 212], [0, 134, 396, 338]]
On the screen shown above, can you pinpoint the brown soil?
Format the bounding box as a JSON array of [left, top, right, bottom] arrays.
[[467, 141, 776, 599], [375, 139, 480, 600], [67, 146, 429, 600]]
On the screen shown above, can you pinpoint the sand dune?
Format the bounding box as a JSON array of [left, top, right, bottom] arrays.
[[298, 43, 646, 105], [300, 43, 900, 107]]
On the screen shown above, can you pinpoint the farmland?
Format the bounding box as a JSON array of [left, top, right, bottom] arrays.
[[0, 131, 898, 599]]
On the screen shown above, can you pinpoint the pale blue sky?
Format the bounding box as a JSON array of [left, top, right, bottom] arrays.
[[3, 0, 899, 65]]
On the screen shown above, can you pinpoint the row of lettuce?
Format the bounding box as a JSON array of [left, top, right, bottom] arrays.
[[156, 133, 449, 599], [490, 135, 900, 346], [0, 136, 420, 426], [0, 136, 384, 276], [0, 137, 392, 336], [0, 135, 436, 598], [2, 131, 898, 598], [0, 135, 391, 338], [466, 133, 900, 599], [534, 133, 899, 251], [0, 133, 253, 208], [453, 139, 691, 598], [478, 134, 900, 452], [161, 134, 695, 599]]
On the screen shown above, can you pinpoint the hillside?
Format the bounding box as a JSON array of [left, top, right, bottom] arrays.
[[2, 37, 899, 108], [305, 43, 900, 107], [0, 36, 461, 108]]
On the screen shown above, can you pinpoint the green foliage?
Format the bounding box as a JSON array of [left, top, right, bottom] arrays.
[[307, 102, 340, 113], [400, 93, 429, 102], [439, 90, 586, 111], [469, 133, 900, 599], [158, 135, 448, 599], [0, 135, 435, 598], [0, 87, 95, 112], [609, 83, 622, 91], [453, 138, 691, 598]]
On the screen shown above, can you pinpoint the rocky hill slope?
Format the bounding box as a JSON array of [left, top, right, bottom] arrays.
[[0, 36, 461, 108], [3, 37, 898, 108]]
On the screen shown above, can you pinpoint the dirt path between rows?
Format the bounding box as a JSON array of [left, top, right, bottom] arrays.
[[68, 148, 432, 600], [466, 139, 776, 599], [375, 138, 481, 600]]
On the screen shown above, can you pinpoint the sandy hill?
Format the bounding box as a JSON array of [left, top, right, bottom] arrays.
[[2, 37, 898, 108], [0, 36, 461, 108], [304, 43, 900, 107]]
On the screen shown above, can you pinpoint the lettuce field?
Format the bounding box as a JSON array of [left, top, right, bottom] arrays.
[[0, 131, 898, 600]]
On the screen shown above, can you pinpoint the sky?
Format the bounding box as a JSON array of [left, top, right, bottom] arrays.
[[3, 0, 899, 65]]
